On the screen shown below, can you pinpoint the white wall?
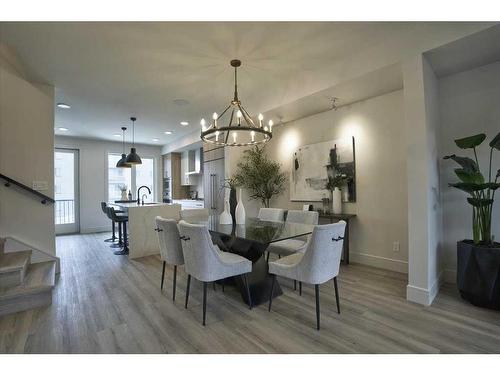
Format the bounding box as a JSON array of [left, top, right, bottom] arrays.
[[439, 61, 500, 282], [227, 90, 409, 272], [0, 62, 55, 255], [55, 136, 163, 233]]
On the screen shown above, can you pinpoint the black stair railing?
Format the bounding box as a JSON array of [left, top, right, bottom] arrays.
[[0, 173, 55, 205]]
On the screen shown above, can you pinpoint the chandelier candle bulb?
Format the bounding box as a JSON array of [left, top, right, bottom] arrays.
[[213, 112, 218, 128], [201, 118, 206, 131], [233, 132, 237, 143], [215, 130, 220, 142], [268, 120, 273, 132], [258, 113, 264, 127], [251, 131, 255, 142], [237, 110, 242, 125]]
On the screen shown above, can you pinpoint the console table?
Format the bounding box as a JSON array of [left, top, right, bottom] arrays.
[[318, 213, 356, 264]]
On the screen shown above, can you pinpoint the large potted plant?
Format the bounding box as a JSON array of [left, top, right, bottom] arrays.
[[233, 145, 287, 208], [444, 132, 500, 309], [325, 174, 349, 214]]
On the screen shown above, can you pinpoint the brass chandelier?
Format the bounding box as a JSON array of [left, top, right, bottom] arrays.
[[200, 59, 273, 146]]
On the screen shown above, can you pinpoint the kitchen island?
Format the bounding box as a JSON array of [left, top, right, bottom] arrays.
[[109, 202, 181, 259]]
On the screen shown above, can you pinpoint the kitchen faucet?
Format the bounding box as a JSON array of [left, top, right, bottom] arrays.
[[137, 185, 151, 205]]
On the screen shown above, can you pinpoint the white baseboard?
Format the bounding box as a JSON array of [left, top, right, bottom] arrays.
[[406, 271, 442, 306], [350, 251, 408, 274]]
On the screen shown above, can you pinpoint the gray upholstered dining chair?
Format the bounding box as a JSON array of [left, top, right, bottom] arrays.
[[155, 216, 185, 301], [178, 220, 253, 326], [180, 208, 210, 223], [258, 207, 285, 222], [268, 221, 346, 330], [266, 209, 319, 262]]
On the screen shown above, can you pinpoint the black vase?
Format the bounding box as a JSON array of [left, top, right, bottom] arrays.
[[229, 187, 237, 225], [457, 240, 500, 310]]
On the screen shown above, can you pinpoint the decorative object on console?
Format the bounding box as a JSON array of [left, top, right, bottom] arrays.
[[291, 137, 356, 203], [235, 188, 246, 224], [444, 132, 500, 309], [326, 174, 349, 214], [233, 145, 287, 208], [200, 59, 272, 147]]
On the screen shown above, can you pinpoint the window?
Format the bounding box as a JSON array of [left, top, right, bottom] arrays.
[[135, 157, 155, 203], [107, 153, 155, 202]]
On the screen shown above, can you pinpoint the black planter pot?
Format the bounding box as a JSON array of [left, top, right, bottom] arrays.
[[457, 240, 500, 310], [229, 188, 237, 226]]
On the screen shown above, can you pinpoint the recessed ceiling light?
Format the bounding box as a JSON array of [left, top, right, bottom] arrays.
[[113, 134, 121, 137], [180, 121, 189, 126], [164, 131, 173, 135], [58, 127, 69, 131], [152, 138, 159, 142], [57, 103, 71, 109]]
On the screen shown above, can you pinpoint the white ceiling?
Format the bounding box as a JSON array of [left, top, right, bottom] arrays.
[[0, 22, 482, 146], [425, 24, 500, 78]]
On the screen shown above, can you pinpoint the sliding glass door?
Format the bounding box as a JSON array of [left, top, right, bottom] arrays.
[[54, 148, 80, 234]]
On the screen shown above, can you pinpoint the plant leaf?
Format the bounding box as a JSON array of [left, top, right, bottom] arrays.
[[449, 182, 486, 194], [489, 132, 500, 150], [454, 169, 484, 184], [483, 182, 500, 191], [467, 198, 494, 207], [443, 154, 479, 173], [497, 169, 500, 179], [455, 134, 486, 149]]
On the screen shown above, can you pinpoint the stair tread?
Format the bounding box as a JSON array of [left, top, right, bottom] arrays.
[[0, 250, 31, 274], [0, 261, 55, 299]]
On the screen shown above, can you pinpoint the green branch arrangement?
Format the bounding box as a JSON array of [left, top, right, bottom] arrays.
[[444, 132, 500, 246], [233, 145, 287, 208], [325, 174, 349, 192]]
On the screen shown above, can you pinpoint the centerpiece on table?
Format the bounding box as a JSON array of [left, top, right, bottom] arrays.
[[233, 145, 287, 222]]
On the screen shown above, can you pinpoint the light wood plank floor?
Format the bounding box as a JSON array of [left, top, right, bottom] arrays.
[[1, 232, 500, 353]]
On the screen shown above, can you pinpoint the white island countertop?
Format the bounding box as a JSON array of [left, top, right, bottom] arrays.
[[108, 201, 181, 259]]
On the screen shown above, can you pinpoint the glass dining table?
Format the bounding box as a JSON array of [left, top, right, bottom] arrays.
[[184, 216, 315, 306]]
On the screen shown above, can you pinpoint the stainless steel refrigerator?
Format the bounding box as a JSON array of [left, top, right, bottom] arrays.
[[203, 143, 225, 228]]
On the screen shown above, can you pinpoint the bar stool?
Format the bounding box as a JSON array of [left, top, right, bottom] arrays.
[[100, 202, 116, 242], [107, 207, 129, 255]]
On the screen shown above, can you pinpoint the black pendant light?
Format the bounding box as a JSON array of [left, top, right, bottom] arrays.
[[126, 117, 142, 165], [116, 127, 131, 168]]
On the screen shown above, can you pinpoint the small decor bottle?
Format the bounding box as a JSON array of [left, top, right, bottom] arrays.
[[235, 188, 246, 224], [128, 190, 132, 201]]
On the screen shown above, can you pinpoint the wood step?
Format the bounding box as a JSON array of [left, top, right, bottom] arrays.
[[0, 261, 56, 316], [0, 250, 31, 288]]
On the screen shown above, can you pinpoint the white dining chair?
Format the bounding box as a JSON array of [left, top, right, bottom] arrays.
[[266, 210, 319, 262], [155, 216, 184, 301], [268, 221, 346, 330], [178, 220, 253, 326], [258, 207, 285, 222]]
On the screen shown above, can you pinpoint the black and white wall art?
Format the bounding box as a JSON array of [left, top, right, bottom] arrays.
[[291, 137, 356, 202]]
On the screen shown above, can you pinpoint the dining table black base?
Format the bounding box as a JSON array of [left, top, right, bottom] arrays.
[[211, 233, 283, 307]]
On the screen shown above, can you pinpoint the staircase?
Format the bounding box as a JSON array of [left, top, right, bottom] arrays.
[[0, 237, 56, 316]]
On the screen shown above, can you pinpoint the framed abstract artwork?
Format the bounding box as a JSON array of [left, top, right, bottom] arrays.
[[290, 137, 356, 202]]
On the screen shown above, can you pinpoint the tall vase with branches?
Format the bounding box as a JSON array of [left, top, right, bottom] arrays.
[[444, 132, 500, 246], [233, 145, 287, 208]]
